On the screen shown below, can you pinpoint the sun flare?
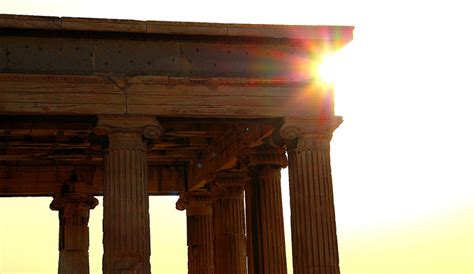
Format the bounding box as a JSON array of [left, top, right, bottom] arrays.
[[317, 53, 339, 84]]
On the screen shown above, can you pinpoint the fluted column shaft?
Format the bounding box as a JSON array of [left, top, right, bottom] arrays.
[[103, 132, 151, 274], [212, 173, 247, 274], [177, 192, 214, 274], [248, 164, 288, 274], [50, 193, 98, 274], [244, 179, 255, 274], [286, 131, 340, 274], [280, 117, 342, 274], [96, 115, 162, 274]]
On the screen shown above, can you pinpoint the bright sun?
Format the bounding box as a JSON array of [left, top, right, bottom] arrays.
[[317, 53, 339, 84]]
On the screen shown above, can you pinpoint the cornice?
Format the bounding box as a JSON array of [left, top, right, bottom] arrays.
[[0, 14, 354, 43], [0, 73, 311, 87]]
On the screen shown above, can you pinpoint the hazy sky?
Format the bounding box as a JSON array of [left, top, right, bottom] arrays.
[[0, 0, 473, 273]]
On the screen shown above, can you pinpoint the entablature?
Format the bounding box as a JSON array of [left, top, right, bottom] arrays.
[[0, 15, 353, 197]]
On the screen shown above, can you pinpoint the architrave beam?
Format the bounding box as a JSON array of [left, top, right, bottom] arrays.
[[0, 165, 185, 196]]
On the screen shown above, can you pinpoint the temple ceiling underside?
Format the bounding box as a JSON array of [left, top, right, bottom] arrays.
[[0, 115, 280, 196]]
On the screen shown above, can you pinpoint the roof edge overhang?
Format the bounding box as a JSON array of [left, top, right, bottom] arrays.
[[0, 14, 353, 45]]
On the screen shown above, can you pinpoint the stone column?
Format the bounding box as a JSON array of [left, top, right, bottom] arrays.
[[176, 192, 214, 274], [244, 179, 255, 274], [50, 193, 98, 274], [94, 115, 162, 274], [243, 148, 288, 274], [280, 116, 342, 274], [211, 172, 247, 274]]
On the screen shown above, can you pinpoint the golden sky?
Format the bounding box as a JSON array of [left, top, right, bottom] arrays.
[[1, 0, 473, 273]]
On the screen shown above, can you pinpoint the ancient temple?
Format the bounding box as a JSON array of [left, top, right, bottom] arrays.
[[0, 14, 353, 274]]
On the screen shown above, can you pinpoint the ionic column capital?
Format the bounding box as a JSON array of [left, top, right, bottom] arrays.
[[50, 193, 98, 212], [279, 116, 342, 151], [50, 193, 97, 273], [210, 171, 247, 198], [93, 114, 163, 141], [279, 116, 343, 140], [175, 194, 188, 211], [176, 191, 213, 216], [239, 146, 287, 169]]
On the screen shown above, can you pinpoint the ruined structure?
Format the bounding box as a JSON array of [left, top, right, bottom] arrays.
[[0, 14, 353, 274]]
